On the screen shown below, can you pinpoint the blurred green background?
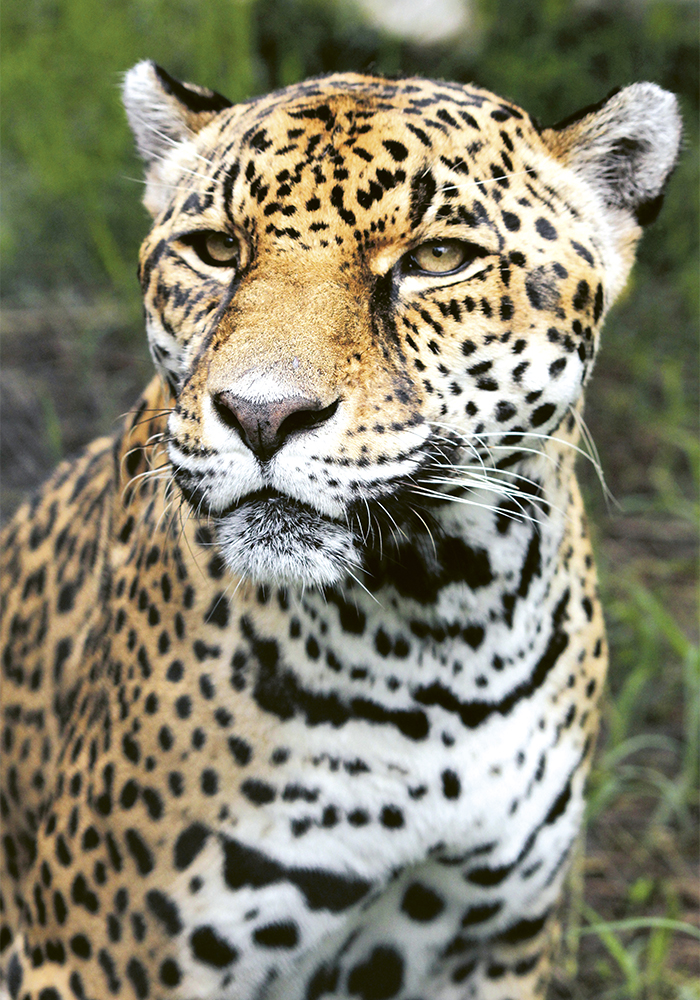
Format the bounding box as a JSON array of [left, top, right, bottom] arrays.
[[1, 1, 698, 996]]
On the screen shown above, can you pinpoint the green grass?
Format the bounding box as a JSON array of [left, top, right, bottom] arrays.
[[577, 590, 699, 997]]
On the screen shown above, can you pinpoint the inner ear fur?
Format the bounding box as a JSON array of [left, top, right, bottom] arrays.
[[542, 82, 682, 226], [123, 60, 232, 166], [122, 61, 233, 216]]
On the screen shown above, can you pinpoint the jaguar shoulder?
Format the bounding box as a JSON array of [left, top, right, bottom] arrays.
[[0, 64, 681, 1000]]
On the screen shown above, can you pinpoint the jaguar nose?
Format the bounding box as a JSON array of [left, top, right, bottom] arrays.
[[212, 391, 340, 460]]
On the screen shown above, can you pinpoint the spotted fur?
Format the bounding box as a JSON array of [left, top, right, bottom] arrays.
[[0, 64, 681, 1000]]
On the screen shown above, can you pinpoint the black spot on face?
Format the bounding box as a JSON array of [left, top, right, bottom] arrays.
[[462, 625, 485, 649], [166, 660, 183, 682], [229, 735, 253, 765], [119, 779, 138, 809], [401, 882, 445, 921], [497, 911, 549, 944], [126, 957, 149, 999], [253, 920, 299, 948], [330, 184, 356, 226], [175, 695, 192, 719], [495, 401, 517, 422], [190, 925, 239, 968], [70, 933, 91, 959], [535, 217, 557, 240], [57, 582, 77, 614], [98, 948, 120, 992], [383, 139, 408, 161], [348, 809, 370, 826], [174, 823, 209, 871], [240, 778, 276, 805], [462, 900, 503, 925], [159, 958, 182, 987], [125, 828, 154, 876], [201, 769, 218, 795], [375, 629, 392, 656], [347, 945, 404, 999], [500, 295, 514, 320], [205, 592, 230, 627], [380, 805, 404, 829], [549, 357, 566, 377], [329, 593, 366, 634], [531, 402, 556, 427], [442, 769, 461, 799], [593, 283, 604, 322], [573, 280, 590, 311], [306, 963, 340, 999], [146, 890, 183, 936], [409, 168, 437, 227]]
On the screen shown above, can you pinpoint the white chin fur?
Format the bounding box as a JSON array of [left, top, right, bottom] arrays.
[[214, 497, 361, 589]]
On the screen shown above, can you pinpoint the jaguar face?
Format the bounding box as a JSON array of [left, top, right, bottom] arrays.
[[125, 66, 677, 587]]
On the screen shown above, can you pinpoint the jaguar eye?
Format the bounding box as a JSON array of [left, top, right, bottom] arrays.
[[406, 239, 488, 275], [184, 231, 240, 267]]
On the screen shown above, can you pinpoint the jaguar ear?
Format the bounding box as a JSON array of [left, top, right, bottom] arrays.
[[123, 61, 232, 215], [542, 83, 682, 227]]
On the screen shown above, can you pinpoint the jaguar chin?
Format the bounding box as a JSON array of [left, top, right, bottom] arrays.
[[213, 489, 362, 588]]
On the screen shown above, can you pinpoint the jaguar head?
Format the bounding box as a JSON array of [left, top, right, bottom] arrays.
[[124, 63, 680, 588]]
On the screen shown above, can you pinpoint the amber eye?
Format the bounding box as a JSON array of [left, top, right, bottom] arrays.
[[204, 233, 239, 263], [406, 239, 488, 275], [184, 231, 240, 267]]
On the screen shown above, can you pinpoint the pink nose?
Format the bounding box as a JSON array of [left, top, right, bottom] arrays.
[[212, 392, 340, 460]]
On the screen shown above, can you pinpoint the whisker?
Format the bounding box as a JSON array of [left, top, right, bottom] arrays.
[[568, 406, 618, 508], [129, 119, 217, 170], [120, 175, 202, 195], [345, 565, 383, 607], [408, 506, 438, 560], [174, 499, 208, 581], [126, 464, 173, 488], [418, 476, 567, 523], [375, 501, 409, 545], [409, 485, 547, 525]]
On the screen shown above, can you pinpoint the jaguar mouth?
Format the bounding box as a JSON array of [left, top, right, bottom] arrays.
[[211, 488, 362, 589], [215, 487, 315, 519]]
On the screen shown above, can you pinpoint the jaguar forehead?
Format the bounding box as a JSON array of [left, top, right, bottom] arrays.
[[140, 78, 541, 238]]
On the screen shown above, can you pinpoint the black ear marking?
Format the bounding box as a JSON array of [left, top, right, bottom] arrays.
[[547, 87, 622, 133], [634, 193, 665, 227], [153, 65, 233, 115]]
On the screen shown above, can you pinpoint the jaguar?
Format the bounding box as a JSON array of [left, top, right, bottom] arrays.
[[0, 62, 681, 1000]]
